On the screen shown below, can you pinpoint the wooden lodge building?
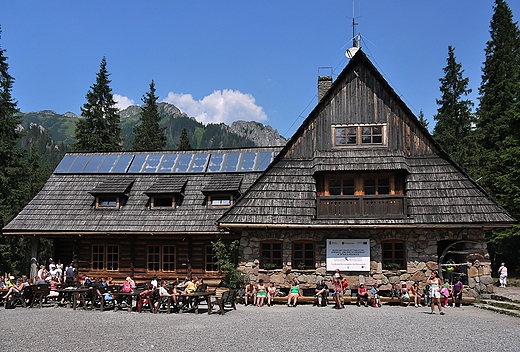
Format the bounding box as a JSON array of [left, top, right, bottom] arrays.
[[3, 50, 514, 296]]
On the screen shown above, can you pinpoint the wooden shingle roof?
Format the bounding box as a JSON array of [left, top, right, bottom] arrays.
[[89, 179, 134, 195], [145, 177, 188, 195], [202, 175, 243, 195]]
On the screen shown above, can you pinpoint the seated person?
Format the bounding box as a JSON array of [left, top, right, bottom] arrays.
[[256, 279, 267, 307], [287, 280, 302, 307], [410, 282, 421, 307], [158, 280, 171, 303], [357, 283, 369, 307], [370, 283, 381, 308], [180, 277, 196, 295], [2, 276, 23, 300], [244, 281, 256, 306], [266, 282, 277, 307], [423, 284, 431, 307], [390, 283, 401, 298], [315, 279, 329, 307], [332, 277, 343, 309], [47, 277, 60, 299], [34, 276, 46, 285], [400, 283, 410, 306]]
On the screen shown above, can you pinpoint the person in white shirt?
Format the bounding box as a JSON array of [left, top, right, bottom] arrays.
[[498, 263, 508, 288]]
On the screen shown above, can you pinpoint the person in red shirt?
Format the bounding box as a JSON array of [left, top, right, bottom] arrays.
[[357, 283, 369, 307]]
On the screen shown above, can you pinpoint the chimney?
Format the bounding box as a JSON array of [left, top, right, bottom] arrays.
[[318, 75, 332, 101]]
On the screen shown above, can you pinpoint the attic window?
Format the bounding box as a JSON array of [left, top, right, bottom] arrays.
[[89, 179, 133, 209], [145, 177, 187, 209], [209, 194, 233, 206], [97, 196, 119, 208], [151, 196, 177, 208], [334, 125, 385, 146]]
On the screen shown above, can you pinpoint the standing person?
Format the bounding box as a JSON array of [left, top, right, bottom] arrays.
[[332, 276, 343, 309], [451, 277, 463, 308], [498, 263, 508, 288], [65, 263, 75, 287], [287, 280, 302, 307], [426, 271, 444, 315]]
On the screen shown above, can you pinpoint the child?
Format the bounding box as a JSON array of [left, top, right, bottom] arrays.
[[267, 282, 276, 307], [440, 279, 450, 308], [400, 283, 410, 306], [423, 283, 431, 307], [370, 283, 381, 307]]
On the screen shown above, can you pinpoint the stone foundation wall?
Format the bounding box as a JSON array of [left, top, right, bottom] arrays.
[[237, 228, 494, 296]]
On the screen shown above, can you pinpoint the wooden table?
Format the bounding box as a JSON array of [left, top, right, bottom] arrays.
[[179, 291, 216, 314], [71, 288, 91, 310], [113, 291, 142, 312]]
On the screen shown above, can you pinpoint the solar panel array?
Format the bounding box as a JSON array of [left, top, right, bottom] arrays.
[[54, 151, 275, 174]]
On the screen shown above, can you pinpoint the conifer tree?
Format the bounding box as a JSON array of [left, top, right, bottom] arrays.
[[177, 127, 192, 150], [133, 80, 166, 151], [74, 57, 122, 152], [477, 0, 520, 215], [476, 0, 520, 271], [433, 46, 474, 170], [417, 110, 429, 131]]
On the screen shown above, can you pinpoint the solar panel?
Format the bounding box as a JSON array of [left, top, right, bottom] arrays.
[[174, 154, 193, 172], [159, 154, 178, 173], [224, 153, 240, 172], [54, 149, 278, 174], [112, 155, 134, 173], [207, 153, 224, 172], [55, 155, 77, 173]]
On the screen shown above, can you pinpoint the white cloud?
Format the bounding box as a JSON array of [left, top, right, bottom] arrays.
[[114, 94, 135, 110], [163, 89, 267, 125]]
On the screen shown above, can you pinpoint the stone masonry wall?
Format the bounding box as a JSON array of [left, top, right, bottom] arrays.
[[238, 228, 493, 297]]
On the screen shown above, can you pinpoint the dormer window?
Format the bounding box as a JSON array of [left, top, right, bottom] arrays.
[[145, 177, 187, 210], [333, 124, 385, 147], [89, 179, 134, 209], [203, 175, 242, 208]]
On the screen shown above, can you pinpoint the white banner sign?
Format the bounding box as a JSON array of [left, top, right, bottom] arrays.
[[326, 239, 370, 271]]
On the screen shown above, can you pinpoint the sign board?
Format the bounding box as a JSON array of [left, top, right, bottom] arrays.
[[326, 239, 370, 271]]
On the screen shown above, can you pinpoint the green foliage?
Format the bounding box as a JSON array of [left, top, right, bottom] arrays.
[[177, 127, 192, 150], [133, 80, 167, 151], [417, 110, 430, 131], [74, 57, 122, 152], [433, 46, 474, 171], [211, 236, 247, 289], [476, 0, 520, 272]]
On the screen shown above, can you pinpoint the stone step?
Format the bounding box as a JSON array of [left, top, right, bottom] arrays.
[[480, 299, 520, 310], [490, 294, 520, 304], [475, 303, 520, 318]]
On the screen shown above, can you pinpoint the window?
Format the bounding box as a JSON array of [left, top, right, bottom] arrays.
[[92, 245, 119, 271], [209, 194, 233, 206], [260, 241, 283, 269], [151, 196, 176, 208], [205, 245, 218, 272], [329, 178, 355, 196], [364, 178, 390, 195], [333, 125, 385, 147], [97, 196, 119, 208], [292, 242, 315, 269], [382, 240, 406, 270], [147, 245, 176, 272]]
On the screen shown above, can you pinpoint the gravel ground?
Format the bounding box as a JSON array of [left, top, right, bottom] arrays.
[[2, 303, 519, 351]]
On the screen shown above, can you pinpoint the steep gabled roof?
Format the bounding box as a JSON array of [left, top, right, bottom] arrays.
[[217, 50, 515, 229]]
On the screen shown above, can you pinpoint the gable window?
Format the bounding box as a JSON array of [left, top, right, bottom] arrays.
[[333, 125, 385, 147], [261, 241, 283, 269], [150, 196, 178, 208], [205, 245, 218, 272], [292, 241, 315, 269], [97, 196, 119, 208], [147, 245, 176, 272], [382, 240, 406, 270], [209, 194, 233, 206], [92, 244, 119, 271]]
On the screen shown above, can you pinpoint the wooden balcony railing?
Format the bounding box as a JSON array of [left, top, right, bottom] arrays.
[[317, 195, 407, 218]]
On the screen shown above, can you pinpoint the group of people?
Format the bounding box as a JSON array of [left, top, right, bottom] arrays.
[[244, 279, 277, 307]]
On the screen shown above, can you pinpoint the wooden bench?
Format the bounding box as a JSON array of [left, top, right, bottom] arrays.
[[214, 288, 237, 315], [271, 294, 477, 305], [29, 284, 50, 308]]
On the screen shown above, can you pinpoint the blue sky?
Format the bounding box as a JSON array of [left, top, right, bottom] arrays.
[[1, 1, 519, 139]]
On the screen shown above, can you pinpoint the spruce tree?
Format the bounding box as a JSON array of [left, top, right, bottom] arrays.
[[133, 80, 166, 151], [177, 127, 192, 150], [476, 0, 520, 272], [417, 110, 429, 131], [74, 57, 122, 152], [433, 46, 474, 170]]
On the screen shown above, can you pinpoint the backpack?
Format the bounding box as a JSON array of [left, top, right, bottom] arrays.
[[122, 281, 132, 293], [5, 299, 15, 309]]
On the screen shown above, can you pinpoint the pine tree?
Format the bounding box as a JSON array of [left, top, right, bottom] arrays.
[[74, 57, 122, 152], [477, 0, 520, 214], [476, 0, 520, 273], [432, 46, 474, 170], [177, 127, 192, 150], [417, 110, 429, 131], [133, 80, 166, 151]]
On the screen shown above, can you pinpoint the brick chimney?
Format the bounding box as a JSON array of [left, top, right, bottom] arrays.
[[318, 75, 332, 101]]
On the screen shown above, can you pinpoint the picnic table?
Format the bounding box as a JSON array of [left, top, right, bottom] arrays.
[[113, 291, 142, 312], [179, 291, 216, 314]]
